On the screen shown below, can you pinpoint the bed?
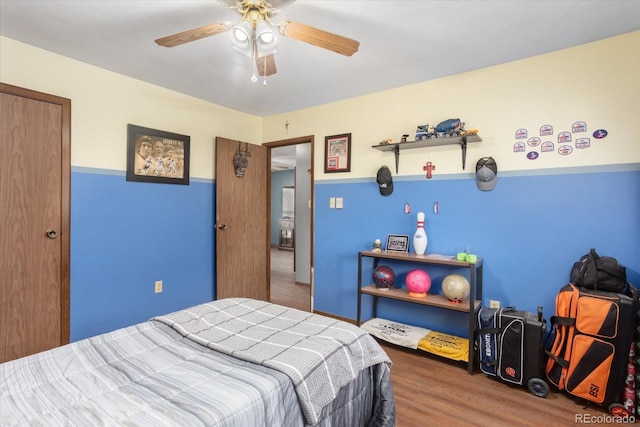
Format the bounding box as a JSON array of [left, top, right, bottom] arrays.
[[0, 298, 395, 426]]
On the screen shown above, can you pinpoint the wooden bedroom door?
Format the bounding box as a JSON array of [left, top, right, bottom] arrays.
[[0, 83, 70, 363], [215, 137, 269, 301]]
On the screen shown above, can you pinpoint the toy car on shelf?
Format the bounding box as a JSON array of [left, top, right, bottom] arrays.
[[415, 124, 434, 140], [435, 118, 465, 137]]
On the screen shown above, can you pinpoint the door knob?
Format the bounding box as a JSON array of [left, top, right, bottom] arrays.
[[46, 230, 58, 239], [218, 224, 227, 230]]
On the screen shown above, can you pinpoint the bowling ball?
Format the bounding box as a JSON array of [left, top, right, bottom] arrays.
[[373, 265, 395, 289], [405, 269, 431, 296], [441, 274, 470, 302]]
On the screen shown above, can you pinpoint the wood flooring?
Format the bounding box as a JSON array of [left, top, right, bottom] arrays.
[[268, 249, 621, 426], [270, 247, 310, 312], [381, 342, 619, 426]]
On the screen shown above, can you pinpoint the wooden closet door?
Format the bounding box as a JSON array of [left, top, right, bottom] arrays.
[[0, 84, 70, 363]]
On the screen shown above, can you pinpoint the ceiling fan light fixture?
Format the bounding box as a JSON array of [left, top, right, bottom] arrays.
[[232, 27, 249, 42], [255, 21, 277, 57], [229, 20, 253, 56], [155, 0, 362, 81], [259, 31, 273, 44]]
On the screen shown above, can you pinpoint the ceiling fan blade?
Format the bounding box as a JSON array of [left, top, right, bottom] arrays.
[[155, 23, 232, 48], [257, 55, 277, 76], [278, 20, 359, 56]]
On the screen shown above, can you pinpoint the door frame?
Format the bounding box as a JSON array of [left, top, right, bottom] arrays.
[[263, 135, 314, 310], [0, 82, 71, 344]]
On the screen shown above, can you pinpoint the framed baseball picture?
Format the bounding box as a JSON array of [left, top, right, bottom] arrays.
[[126, 124, 190, 185], [324, 133, 351, 173]]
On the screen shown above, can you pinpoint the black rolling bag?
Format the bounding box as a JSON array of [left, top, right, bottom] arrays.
[[476, 306, 550, 397]]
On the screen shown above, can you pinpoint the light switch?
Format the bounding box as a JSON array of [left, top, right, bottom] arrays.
[[329, 197, 336, 208], [336, 197, 343, 209]]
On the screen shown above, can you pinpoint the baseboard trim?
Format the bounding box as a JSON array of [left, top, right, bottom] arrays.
[[313, 310, 356, 325]]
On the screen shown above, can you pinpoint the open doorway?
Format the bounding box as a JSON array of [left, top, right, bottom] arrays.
[[265, 136, 313, 312]]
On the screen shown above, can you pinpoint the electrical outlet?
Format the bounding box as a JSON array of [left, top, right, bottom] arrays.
[[489, 300, 500, 309], [155, 280, 163, 294]]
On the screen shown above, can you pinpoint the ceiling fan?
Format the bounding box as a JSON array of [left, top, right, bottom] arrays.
[[155, 0, 360, 82]]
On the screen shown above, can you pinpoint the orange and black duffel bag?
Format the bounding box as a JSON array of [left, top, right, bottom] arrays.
[[545, 282, 638, 417]]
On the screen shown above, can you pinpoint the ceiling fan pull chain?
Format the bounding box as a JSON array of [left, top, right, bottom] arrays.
[[251, 34, 258, 83], [263, 54, 267, 86]]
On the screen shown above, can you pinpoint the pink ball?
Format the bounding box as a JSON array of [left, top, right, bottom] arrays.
[[406, 269, 431, 295]]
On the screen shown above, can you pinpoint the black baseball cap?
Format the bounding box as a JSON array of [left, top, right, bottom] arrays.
[[377, 165, 393, 196]]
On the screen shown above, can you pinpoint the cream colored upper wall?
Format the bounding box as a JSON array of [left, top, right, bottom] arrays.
[[263, 31, 640, 180], [3, 32, 638, 182], [0, 37, 261, 180]]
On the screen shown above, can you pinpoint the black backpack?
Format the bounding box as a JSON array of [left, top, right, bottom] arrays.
[[569, 248, 627, 293]]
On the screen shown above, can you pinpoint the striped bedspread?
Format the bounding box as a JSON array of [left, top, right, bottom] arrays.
[[153, 298, 392, 426], [0, 317, 304, 426]]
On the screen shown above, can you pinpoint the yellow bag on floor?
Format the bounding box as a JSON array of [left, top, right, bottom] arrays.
[[418, 331, 469, 362]]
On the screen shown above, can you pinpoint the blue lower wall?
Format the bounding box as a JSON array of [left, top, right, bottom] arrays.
[[313, 166, 640, 337], [70, 165, 639, 341], [70, 169, 215, 341]]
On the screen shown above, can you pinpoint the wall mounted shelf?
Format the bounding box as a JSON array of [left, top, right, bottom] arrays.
[[372, 134, 482, 172]]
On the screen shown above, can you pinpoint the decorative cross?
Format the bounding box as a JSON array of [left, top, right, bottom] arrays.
[[423, 161, 436, 179]]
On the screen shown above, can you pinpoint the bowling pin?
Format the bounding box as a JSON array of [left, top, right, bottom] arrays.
[[413, 212, 428, 255]]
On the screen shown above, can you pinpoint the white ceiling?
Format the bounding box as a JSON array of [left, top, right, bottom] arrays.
[[2, 1, 639, 118], [271, 144, 297, 170]]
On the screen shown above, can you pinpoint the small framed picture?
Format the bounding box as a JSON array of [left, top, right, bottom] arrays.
[[324, 133, 351, 173], [386, 234, 409, 253]]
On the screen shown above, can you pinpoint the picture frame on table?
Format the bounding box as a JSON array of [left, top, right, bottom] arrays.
[[386, 234, 410, 253]]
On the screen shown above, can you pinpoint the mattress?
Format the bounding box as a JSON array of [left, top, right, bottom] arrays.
[[0, 298, 396, 427]]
